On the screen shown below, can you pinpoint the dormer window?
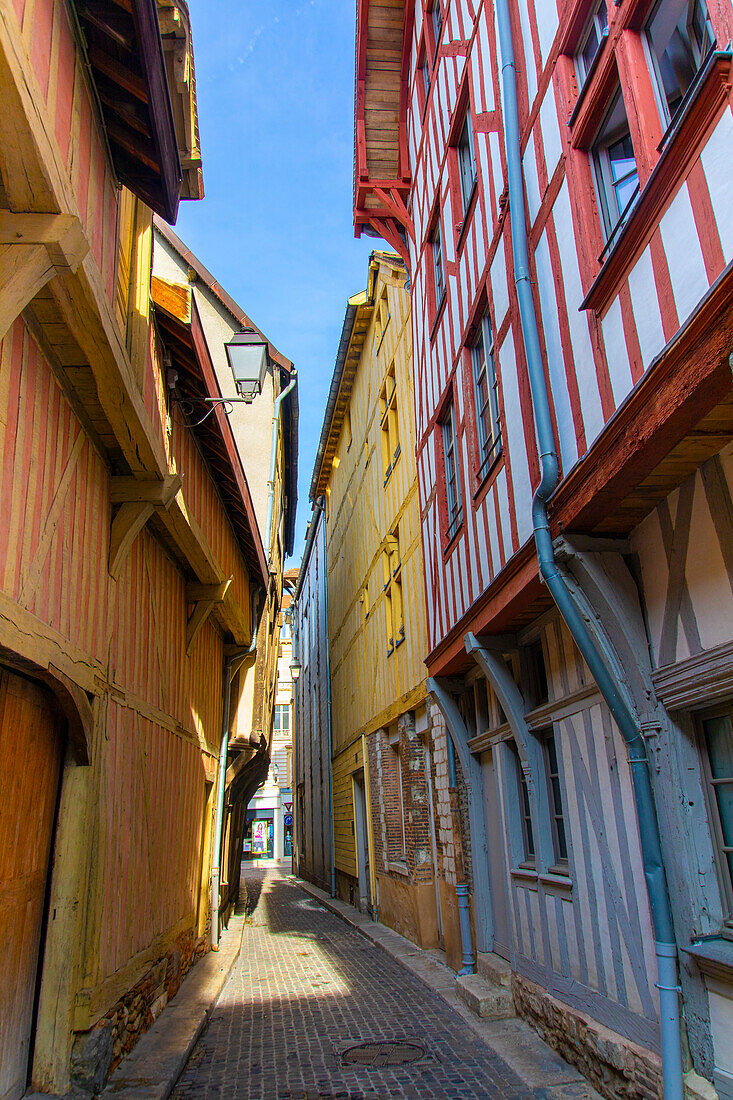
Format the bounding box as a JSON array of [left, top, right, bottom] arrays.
[[575, 0, 608, 87]]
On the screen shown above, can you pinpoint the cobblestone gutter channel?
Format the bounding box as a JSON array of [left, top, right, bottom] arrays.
[[171, 868, 585, 1100]]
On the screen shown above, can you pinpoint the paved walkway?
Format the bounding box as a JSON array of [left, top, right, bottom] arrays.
[[170, 868, 561, 1100]]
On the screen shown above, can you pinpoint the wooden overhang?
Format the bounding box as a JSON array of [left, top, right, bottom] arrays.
[[152, 278, 268, 588], [73, 0, 182, 223], [310, 294, 372, 502], [353, 0, 414, 268], [157, 0, 204, 201]]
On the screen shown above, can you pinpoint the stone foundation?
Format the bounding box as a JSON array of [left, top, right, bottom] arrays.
[[513, 973, 663, 1100], [71, 927, 208, 1095]]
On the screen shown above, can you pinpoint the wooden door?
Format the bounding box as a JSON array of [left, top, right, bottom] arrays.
[[0, 668, 64, 1100], [481, 748, 511, 960]]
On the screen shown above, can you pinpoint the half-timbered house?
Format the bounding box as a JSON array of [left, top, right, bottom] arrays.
[[354, 0, 733, 1097], [0, 1, 288, 1094]]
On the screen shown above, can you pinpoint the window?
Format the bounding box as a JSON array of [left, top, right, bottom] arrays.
[[343, 406, 352, 451], [441, 400, 463, 540], [543, 730, 569, 867], [380, 365, 400, 484], [512, 745, 535, 865], [645, 0, 714, 124], [385, 727, 407, 861], [431, 221, 445, 309], [526, 640, 549, 707], [591, 90, 639, 241], [360, 582, 371, 621], [457, 109, 478, 213], [471, 314, 502, 478], [575, 0, 609, 87], [280, 617, 292, 642], [700, 708, 733, 919], [274, 703, 290, 734], [376, 287, 391, 351], [383, 527, 404, 653], [419, 47, 431, 110], [431, 1, 443, 56]]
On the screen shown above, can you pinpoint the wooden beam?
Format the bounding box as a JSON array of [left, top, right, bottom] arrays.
[[0, 212, 88, 270], [109, 501, 156, 579], [185, 579, 232, 604], [110, 473, 182, 506], [0, 243, 55, 342], [185, 578, 232, 655], [108, 474, 182, 577]]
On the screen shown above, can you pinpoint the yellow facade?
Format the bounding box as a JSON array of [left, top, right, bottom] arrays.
[[315, 253, 427, 890]]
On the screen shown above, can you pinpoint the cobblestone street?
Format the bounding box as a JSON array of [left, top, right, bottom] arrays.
[[171, 867, 542, 1100]]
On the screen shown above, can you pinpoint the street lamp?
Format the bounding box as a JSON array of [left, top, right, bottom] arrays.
[[290, 659, 301, 681], [224, 329, 269, 402]]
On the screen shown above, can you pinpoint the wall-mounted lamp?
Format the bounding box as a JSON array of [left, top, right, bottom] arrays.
[[273, 763, 279, 785], [225, 329, 269, 402], [290, 659, 301, 681]]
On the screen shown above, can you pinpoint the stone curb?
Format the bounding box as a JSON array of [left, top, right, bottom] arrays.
[[290, 875, 602, 1098], [99, 912, 247, 1100]]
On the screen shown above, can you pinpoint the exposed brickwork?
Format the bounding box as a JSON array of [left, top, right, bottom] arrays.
[[513, 973, 663, 1100], [171, 867, 538, 1100]]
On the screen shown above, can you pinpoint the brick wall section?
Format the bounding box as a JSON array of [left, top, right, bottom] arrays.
[[427, 703, 473, 890], [367, 710, 434, 885]]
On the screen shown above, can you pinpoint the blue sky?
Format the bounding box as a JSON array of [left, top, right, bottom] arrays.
[[176, 0, 374, 560]]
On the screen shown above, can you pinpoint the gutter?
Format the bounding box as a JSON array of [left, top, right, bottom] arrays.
[[264, 370, 298, 564], [493, 1, 683, 1095]]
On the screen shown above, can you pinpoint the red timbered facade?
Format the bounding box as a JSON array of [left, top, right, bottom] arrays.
[[356, 0, 733, 1097]]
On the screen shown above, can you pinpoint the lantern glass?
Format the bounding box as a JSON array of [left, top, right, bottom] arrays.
[[225, 330, 268, 401]]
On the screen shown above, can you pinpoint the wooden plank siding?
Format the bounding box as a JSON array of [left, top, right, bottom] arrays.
[[7, 0, 120, 307]]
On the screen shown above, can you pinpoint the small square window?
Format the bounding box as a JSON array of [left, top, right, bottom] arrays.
[[645, 0, 715, 124], [591, 89, 639, 241], [575, 0, 608, 87]]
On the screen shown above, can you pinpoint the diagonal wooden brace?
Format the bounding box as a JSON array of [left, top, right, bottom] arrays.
[[185, 577, 233, 655], [108, 473, 182, 578], [0, 213, 89, 342]]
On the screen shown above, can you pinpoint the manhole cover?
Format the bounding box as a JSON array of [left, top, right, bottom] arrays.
[[342, 1040, 425, 1067]]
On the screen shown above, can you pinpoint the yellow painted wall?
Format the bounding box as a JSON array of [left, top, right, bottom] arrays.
[[322, 254, 427, 875]]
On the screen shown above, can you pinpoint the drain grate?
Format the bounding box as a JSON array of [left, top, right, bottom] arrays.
[[342, 1040, 426, 1067]]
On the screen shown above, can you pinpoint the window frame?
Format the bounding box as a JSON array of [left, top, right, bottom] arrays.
[[590, 88, 640, 244], [383, 528, 404, 655], [441, 398, 463, 542], [431, 219, 446, 312], [575, 0, 609, 89], [380, 364, 400, 485], [512, 745, 536, 868], [698, 703, 733, 923], [643, 0, 716, 128], [431, 0, 443, 63], [470, 313, 503, 481], [542, 729, 569, 871], [456, 108, 478, 214]]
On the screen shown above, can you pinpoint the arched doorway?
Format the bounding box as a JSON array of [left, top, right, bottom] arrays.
[[0, 666, 65, 1100]]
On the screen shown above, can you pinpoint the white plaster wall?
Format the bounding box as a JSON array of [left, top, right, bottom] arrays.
[[152, 232, 275, 544]]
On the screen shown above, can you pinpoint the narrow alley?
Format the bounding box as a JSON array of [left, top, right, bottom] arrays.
[[168, 867, 596, 1100]]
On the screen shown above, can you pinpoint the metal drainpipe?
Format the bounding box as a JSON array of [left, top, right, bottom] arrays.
[[493, 1, 682, 1093], [291, 607, 300, 877], [264, 370, 298, 563], [211, 642, 250, 949], [319, 497, 337, 898]]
